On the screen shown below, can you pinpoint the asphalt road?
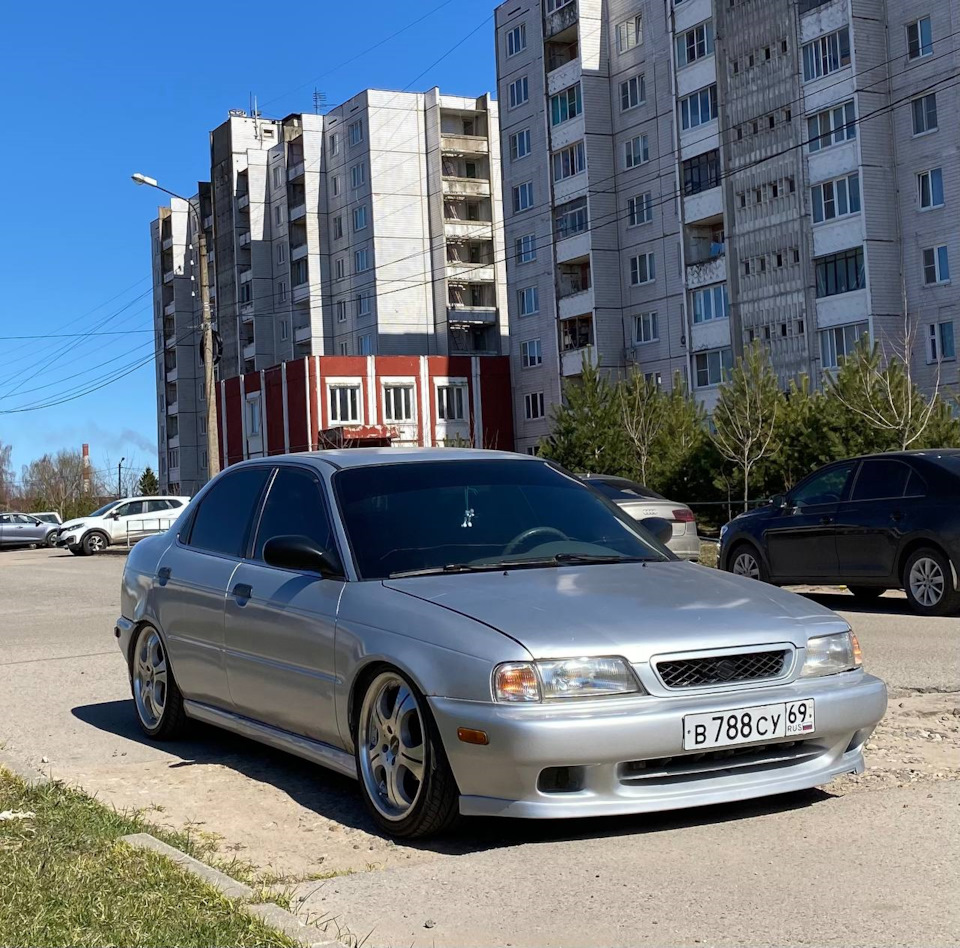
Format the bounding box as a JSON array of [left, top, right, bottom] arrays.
[[1, 546, 957, 947]]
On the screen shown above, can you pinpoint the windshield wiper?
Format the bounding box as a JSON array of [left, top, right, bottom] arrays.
[[388, 563, 509, 578], [388, 553, 652, 579]]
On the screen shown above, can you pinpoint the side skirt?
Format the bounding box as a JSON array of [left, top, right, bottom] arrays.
[[183, 700, 358, 780]]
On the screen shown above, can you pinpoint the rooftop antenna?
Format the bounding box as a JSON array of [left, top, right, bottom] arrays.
[[313, 89, 327, 114]]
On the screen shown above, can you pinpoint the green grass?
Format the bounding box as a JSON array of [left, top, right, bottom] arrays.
[[0, 770, 298, 948]]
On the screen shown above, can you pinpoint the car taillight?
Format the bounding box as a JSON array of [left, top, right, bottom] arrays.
[[672, 508, 695, 523]]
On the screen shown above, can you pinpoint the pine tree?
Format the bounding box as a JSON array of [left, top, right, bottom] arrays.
[[136, 467, 160, 496]]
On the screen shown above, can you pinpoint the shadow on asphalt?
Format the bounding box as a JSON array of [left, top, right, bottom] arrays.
[[800, 592, 914, 616], [72, 698, 833, 857]]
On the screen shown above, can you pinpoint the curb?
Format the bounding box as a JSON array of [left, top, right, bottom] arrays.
[[120, 833, 341, 948]]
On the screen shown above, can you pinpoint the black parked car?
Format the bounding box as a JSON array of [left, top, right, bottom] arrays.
[[719, 450, 960, 616]]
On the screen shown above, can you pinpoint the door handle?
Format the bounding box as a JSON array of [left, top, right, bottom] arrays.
[[232, 583, 253, 602], [157, 566, 171, 585], [890, 511, 903, 522], [820, 516, 833, 525]]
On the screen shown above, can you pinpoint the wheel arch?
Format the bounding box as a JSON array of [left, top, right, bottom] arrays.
[[724, 535, 768, 573], [346, 659, 430, 750], [81, 527, 111, 548], [897, 537, 958, 590], [125, 617, 178, 679]]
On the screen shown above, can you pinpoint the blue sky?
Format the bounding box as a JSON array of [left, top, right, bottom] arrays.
[[0, 0, 498, 479]]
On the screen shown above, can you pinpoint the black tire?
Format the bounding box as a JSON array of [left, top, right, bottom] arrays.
[[902, 547, 960, 617], [354, 669, 459, 839], [129, 624, 187, 740], [847, 586, 885, 601], [69, 546, 85, 556], [82, 531, 109, 556], [44, 530, 58, 548], [727, 542, 769, 583]]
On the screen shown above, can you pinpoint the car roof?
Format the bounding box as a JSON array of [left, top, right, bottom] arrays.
[[850, 449, 960, 462], [239, 447, 536, 471]]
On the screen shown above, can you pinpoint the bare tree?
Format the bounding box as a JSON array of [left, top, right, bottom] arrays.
[[20, 450, 108, 520], [0, 440, 13, 509], [711, 343, 783, 512], [619, 371, 666, 485]]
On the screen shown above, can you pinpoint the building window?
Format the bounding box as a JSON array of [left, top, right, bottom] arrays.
[[635, 311, 658, 344], [357, 292, 371, 316], [358, 333, 373, 355], [546, 0, 574, 10], [820, 322, 868, 369], [630, 252, 656, 286], [802, 27, 850, 82], [506, 23, 526, 57], [561, 314, 593, 351], [335, 258, 345, 279], [355, 248, 370, 272], [508, 76, 529, 109], [333, 216, 343, 239], [513, 181, 534, 213], [348, 120, 363, 146], [680, 85, 718, 129], [168, 449, 179, 470], [246, 394, 261, 437], [521, 338, 542, 367], [645, 371, 662, 389], [280, 320, 288, 341], [518, 285, 539, 316], [555, 197, 588, 238], [923, 246, 951, 285], [692, 284, 729, 323], [515, 234, 537, 263], [351, 163, 365, 188], [353, 205, 368, 231], [815, 247, 865, 298], [627, 192, 653, 226], [918, 168, 944, 209], [550, 83, 582, 125], [239, 281, 252, 303], [277, 243, 286, 264], [928, 321, 956, 362], [912, 93, 938, 134], [274, 205, 283, 225], [619, 74, 645, 111], [332, 175, 340, 196], [907, 16, 933, 59], [676, 21, 714, 67], [383, 384, 414, 422], [337, 300, 347, 322], [292, 258, 307, 286], [694, 348, 733, 387], [807, 100, 856, 152], [510, 128, 531, 160], [524, 392, 545, 420], [682, 149, 720, 194], [624, 134, 649, 169], [329, 132, 339, 155], [272, 166, 282, 188], [812, 172, 861, 223], [329, 384, 361, 424], [339, 341, 349, 355], [552, 141, 586, 181], [617, 14, 643, 53], [437, 384, 466, 421]]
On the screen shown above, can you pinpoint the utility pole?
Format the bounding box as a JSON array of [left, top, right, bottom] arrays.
[[118, 457, 125, 499]]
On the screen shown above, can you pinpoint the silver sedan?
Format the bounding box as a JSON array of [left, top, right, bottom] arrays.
[[116, 449, 886, 838]]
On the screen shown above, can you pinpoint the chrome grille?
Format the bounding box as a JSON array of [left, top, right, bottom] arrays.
[[656, 649, 789, 689]]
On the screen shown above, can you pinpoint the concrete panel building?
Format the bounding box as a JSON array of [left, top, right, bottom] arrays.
[[495, 0, 959, 452]]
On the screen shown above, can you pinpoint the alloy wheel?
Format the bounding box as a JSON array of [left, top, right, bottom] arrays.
[[908, 556, 944, 608], [358, 673, 426, 822], [732, 551, 760, 580], [133, 627, 168, 729], [88, 534, 105, 552]]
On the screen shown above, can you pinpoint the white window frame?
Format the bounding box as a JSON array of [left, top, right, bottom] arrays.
[[327, 379, 363, 426], [357, 292, 372, 316], [280, 320, 288, 341], [811, 172, 861, 224], [802, 27, 851, 82], [348, 120, 363, 146], [355, 248, 370, 272], [630, 252, 656, 286], [552, 141, 586, 181], [616, 14, 643, 53], [676, 21, 714, 67], [277, 281, 287, 303], [692, 284, 730, 323], [434, 378, 468, 422], [694, 347, 734, 387], [515, 234, 537, 263], [524, 392, 545, 420], [274, 205, 283, 225], [335, 258, 345, 279], [619, 74, 645, 111], [336, 300, 347, 322], [928, 321, 956, 363], [635, 311, 658, 344], [680, 85, 718, 130], [329, 132, 339, 155], [333, 216, 343, 239], [550, 83, 582, 126], [807, 100, 856, 152], [245, 393, 262, 437], [912, 93, 938, 135], [277, 243, 286, 264], [508, 76, 529, 109], [546, 0, 574, 10], [907, 16, 933, 60], [506, 23, 526, 57], [332, 175, 341, 197], [517, 285, 539, 316], [918, 168, 944, 210], [351, 163, 365, 189], [624, 134, 649, 169], [510, 128, 531, 160], [820, 322, 868, 369], [381, 378, 417, 423], [520, 338, 543, 368], [353, 205, 368, 231], [272, 166, 282, 188], [923, 246, 950, 285], [358, 333, 373, 356], [627, 192, 653, 227], [513, 181, 534, 213]]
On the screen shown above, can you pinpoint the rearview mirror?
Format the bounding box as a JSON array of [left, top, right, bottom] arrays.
[[263, 535, 342, 578], [640, 516, 673, 546]]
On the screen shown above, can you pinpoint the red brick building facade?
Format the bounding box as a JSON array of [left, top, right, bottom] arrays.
[[216, 355, 514, 466]]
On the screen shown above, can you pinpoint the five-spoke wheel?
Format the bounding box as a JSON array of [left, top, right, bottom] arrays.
[[130, 624, 186, 738]]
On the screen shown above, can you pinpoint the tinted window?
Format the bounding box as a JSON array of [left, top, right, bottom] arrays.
[[89, 500, 122, 518], [188, 468, 271, 556], [587, 479, 665, 501], [168, 499, 184, 508], [146, 500, 172, 513], [905, 469, 927, 497], [254, 468, 337, 561], [852, 460, 911, 501], [116, 501, 145, 517], [791, 463, 854, 507]]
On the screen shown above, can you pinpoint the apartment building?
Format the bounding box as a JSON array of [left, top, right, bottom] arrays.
[[150, 88, 507, 491], [495, 0, 959, 452]]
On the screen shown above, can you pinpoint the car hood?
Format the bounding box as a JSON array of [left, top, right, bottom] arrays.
[[382, 561, 849, 661], [59, 518, 91, 531]]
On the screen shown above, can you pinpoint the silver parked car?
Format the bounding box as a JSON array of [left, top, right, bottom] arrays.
[[582, 475, 700, 561], [116, 449, 886, 839], [0, 512, 59, 548]]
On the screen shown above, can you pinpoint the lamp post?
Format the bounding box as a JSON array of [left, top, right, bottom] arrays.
[[118, 457, 125, 499], [132, 173, 220, 481]]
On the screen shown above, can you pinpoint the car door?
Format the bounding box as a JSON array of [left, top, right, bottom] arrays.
[[0, 514, 10, 546], [104, 500, 144, 543], [3, 514, 45, 546], [764, 462, 856, 582], [836, 459, 924, 579], [153, 466, 272, 710], [223, 465, 345, 746]]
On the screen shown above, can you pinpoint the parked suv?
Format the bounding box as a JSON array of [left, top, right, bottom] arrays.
[[58, 496, 191, 555], [0, 513, 60, 549], [719, 450, 960, 616]]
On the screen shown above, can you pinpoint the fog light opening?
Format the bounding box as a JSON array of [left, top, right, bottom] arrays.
[[537, 766, 585, 794]]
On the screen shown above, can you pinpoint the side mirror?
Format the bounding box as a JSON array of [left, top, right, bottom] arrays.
[[769, 494, 785, 509], [640, 516, 673, 546], [263, 535, 342, 578]]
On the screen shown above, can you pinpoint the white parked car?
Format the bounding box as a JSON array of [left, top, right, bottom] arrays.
[[58, 496, 190, 555]]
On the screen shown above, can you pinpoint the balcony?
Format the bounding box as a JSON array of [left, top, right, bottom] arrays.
[[561, 344, 597, 377], [243, 341, 256, 361], [544, 0, 577, 40], [291, 242, 308, 261], [241, 306, 254, 323], [555, 231, 591, 265], [446, 261, 495, 283], [237, 193, 249, 210], [447, 304, 498, 325], [162, 236, 174, 251], [292, 283, 310, 303], [238, 231, 251, 247], [166, 400, 179, 417], [289, 202, 306, 222], [162, 269, 175, 284], [165, 365, 178, 383], [164, 331, 176, 349], [685, 252, 727, 289], [444, 219, 492, 240], [164, 300, 176, 316], [558, 286, 594, 320], [557, 261, 591, 299], [287, 161, 305, 181], [294, 325, 312, 344], [441, 134, 489, 156], [442, 177, 490, 198], [203, 214, 213, 229], [684, 187, 724, 224]]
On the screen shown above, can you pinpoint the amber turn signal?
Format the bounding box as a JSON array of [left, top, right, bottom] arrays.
[[457, 727, 489, 745]]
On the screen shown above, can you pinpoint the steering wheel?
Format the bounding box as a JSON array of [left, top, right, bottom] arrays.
[[503, 526, 569, 556]]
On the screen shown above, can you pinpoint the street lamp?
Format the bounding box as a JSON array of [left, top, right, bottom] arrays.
[[132, 173, 220, 481], [118, 457, 125, 499]]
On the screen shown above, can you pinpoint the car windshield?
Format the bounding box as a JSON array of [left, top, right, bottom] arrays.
[[334, 459, 671, 580], [87, 500, 122, 518]]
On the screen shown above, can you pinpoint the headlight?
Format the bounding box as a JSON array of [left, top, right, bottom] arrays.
[[493, 657, 643, 701], [67, 523, 84, 531], [719, 524, 728, 541], [800, 631, 862, 677]]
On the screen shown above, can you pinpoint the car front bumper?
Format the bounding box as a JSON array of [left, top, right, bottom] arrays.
[[428, 671, 886, 819]]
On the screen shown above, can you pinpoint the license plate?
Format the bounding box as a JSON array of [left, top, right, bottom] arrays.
[[682, 699, 815, 751]]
